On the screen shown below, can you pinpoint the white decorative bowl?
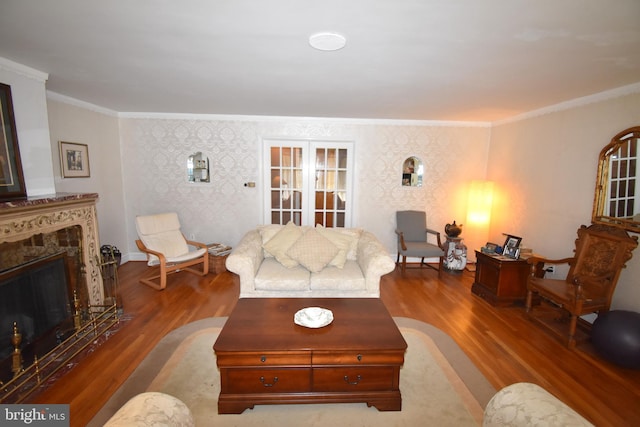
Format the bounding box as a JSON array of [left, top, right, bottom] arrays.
[[294, 307, 334, 328]]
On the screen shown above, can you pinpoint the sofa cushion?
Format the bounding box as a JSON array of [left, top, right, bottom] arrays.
[[262, 221, 302, 268], [255, 258, 310, 291], [258, 224, 284, 257], [287, 228, 339, 272], [310, 260, 367, 291], [315, 225, 354, 268]]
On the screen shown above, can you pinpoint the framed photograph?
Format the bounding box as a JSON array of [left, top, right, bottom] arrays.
[[59, 141, 90, 178], [502, 234, 522, 259], [0, 83, 27, 201]]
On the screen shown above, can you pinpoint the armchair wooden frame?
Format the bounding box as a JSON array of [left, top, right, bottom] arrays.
[[525, 223, 638, 348], [135, 238, 209, 290]]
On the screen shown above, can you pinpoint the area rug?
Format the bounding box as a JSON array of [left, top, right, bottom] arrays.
[[89, 317, 495, 426]]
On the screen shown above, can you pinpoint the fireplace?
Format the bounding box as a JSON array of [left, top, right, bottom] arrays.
[[0, 193, 104, 305], [0, 252, 74, 383], [0, 193, 117, 403]]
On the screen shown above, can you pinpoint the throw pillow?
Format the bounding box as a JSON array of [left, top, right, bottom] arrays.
[[338, 228, 362, 260], [287, 229, 339, 273], [315, 224, 353, 268], [262, 222, 303, 268]]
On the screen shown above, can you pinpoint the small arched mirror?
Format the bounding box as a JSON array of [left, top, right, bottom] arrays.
[[187, 152, 210, 183], [401, 156, 423, 187], [592, 126, 640, 232]]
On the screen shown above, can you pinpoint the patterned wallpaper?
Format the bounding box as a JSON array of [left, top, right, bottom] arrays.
[[120, 116, 491, 256]]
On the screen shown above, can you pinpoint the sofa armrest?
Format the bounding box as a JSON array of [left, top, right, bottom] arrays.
[[104, 392, 194, 427], [225, 229, 264, 296], [483, 382, 593, 426], [357, 231, 396, 296]]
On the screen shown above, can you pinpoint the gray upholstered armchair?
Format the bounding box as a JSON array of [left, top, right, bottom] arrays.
[[395, 210, 444, 275]]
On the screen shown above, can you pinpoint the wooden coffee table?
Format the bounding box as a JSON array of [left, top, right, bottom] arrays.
[[213, 298, 407, 414]]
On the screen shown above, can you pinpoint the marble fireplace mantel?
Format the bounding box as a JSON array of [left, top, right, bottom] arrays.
[[0, 193, 105, 306]]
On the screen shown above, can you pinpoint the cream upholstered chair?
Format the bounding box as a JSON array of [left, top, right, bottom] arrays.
[[135, 212, 209, 290], [395, 210, 445, 275]]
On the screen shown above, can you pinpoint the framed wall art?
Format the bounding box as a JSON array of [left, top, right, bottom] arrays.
[[59, 141, 90, 178], [0, 83, 27, 201]]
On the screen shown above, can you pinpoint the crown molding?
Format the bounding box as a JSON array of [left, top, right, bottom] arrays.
[[117, 111, 491, 128], [47, 91, 118, 117], [0, 57, 48, 82], [493, 82, 640, 126]]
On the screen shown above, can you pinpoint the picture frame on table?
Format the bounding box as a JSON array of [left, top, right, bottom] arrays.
[[0, 83, 27, 201], [59, 141, 90, 178], [502, 234, 522, 259]]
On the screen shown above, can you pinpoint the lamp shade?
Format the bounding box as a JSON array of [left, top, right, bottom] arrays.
[[466, 181, 494, 226]]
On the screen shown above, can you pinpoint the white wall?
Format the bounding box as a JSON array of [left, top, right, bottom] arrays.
[[487, 90, 640, 312], [119, 116, 491, 260], [0, 58, 55, 196], [46, 97, 129, 257]]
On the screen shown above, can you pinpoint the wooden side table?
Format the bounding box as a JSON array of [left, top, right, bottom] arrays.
[[471, 250, 532, 306]]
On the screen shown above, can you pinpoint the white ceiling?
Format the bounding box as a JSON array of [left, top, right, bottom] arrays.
[[1, 0, 639, 122]]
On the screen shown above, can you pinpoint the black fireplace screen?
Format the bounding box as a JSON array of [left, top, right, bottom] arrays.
[[0, 252, 72, 367]]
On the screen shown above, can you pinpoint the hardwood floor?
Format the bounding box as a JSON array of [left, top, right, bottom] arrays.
[[30, 261, 640, 426]]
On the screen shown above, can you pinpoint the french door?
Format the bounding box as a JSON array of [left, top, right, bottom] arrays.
[[264, 139, 354, 227]]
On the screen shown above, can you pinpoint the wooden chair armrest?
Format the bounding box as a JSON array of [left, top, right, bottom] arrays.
[[527, 256, 573, 278], [395, 229, 407, 251], [185, 239, 207, 250], [135, 239, 167, 264], [526, 256, 574, 265], [425, 228, 442, 248]]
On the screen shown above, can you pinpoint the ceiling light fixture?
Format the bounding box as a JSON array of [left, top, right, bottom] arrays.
[[309, 32, 347, 51]]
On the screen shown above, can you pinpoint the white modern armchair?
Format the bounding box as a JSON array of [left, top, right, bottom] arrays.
[[135, 212, 209, 290]]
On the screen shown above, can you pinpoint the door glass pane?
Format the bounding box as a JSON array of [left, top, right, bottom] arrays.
[[327, 148, 336, 168], [269, 144, 304, 225], [338, 149, 347, 168], [314, 146, 349, 227]]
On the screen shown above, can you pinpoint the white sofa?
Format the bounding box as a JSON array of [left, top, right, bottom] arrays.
[[225, 223, 396, 298]]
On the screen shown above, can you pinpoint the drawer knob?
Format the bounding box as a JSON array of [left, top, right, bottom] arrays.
[[357, 354, 362, 361], [259, 376, 279, 387], [260, 355, 267, 363], [343, 374, 362, 385]]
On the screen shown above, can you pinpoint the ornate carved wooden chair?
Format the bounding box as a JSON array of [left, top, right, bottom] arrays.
[[525, 223, 638, 348], [135, 212, 209, 290], [395, 210, 445, 275]]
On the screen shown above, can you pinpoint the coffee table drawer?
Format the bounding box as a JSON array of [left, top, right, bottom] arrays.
[[222, 368, 311, 393], [312, 366, 397, 392], [217, 352, 310, 367], [312, 351, 405, 365]]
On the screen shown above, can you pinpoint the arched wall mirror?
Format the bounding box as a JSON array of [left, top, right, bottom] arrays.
[[592, 126, 640, 232], [401, 156, 423, 187], [187, 152, 210, 183]]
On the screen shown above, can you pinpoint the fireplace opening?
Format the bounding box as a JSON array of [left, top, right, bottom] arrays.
[[0, 251, 74, 383]]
